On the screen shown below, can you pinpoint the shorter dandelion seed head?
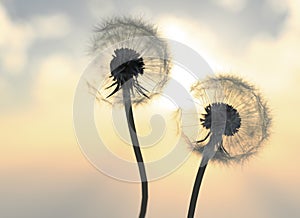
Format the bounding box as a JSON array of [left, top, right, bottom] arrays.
[[201, 103, 241, 136], [187, 74, 272, 165]]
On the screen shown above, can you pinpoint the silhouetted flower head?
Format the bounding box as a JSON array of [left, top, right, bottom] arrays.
[[188, 74, 271, 164], [88, 17, 171, 105]]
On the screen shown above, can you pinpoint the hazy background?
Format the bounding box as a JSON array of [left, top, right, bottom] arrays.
[[1, 0, 300, 217]]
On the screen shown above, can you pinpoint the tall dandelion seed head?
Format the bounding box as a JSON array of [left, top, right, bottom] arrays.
[[88, 16, 171, 105], [189, 74, 272, 165]]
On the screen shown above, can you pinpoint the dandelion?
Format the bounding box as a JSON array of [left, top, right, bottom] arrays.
[[89, 16, 170, 105], [88, 17, 170, 218], [186, 74, 271, 217]]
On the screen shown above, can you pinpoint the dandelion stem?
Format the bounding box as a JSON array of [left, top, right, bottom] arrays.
[[123, 85, 148, 218], [187, 158, 208, 218]]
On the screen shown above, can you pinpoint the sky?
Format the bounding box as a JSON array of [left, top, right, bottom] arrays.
[[1, 0, 300, 217]]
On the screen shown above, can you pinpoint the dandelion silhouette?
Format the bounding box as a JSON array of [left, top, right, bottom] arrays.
[[88, 17, 170, 218], [107, 48, 147, 98], [186, 75, 272, 218], [89, 17, 170, 106]]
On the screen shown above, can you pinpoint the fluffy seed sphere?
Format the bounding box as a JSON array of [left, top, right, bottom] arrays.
[[188, 74, 272, 164]]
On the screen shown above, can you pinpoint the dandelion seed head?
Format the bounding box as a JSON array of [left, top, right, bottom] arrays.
[[87, 16, 171, 105], [189, 74, 272, 164], [201, 102, 241, 136]]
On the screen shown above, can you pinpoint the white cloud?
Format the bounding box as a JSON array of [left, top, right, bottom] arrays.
[[161, 0, 299, 95], [0, 4, 34, 74], [0, 3, 71, 75], [225, 0, 300, 92], [30, 14, 71, 39]]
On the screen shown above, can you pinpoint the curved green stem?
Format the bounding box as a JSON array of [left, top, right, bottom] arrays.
[[123, 88, 148, 218], [187, 158, 208, 218]]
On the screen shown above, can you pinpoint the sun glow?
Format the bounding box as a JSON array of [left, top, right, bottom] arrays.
[[162, 23, 187, 41], [159, 16, 222, 72]]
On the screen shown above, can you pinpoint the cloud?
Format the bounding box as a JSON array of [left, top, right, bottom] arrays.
[[159, 0, 297, 95], [224, 0, 300, 92], [30, 13, 71, 39], [0, 3, 71, 75], [0, 4, 34, 74], [212, 0, 247, 12]]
